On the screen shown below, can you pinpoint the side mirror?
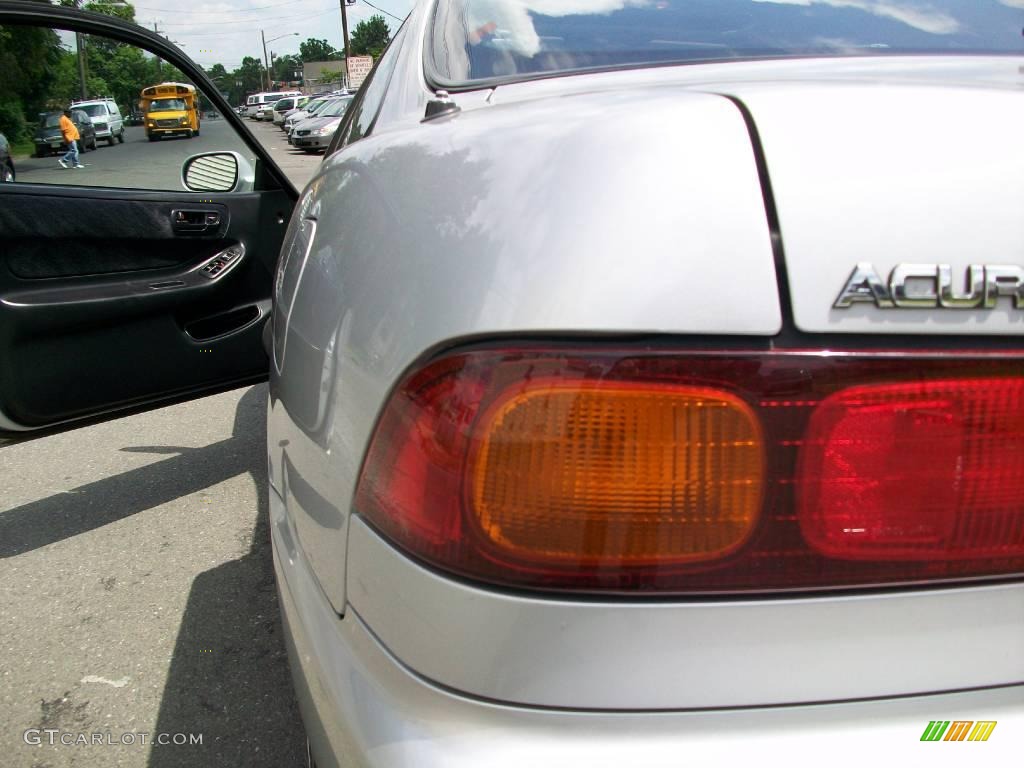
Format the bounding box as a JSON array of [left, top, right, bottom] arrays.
[[181, 151, 254, 193]]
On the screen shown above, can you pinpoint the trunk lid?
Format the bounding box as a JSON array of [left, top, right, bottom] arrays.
[[720, 76, 1024, 334]]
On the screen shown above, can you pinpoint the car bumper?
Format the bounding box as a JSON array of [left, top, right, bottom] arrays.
[[270, 486, 1024, 768], [291, 135, 330, 149]]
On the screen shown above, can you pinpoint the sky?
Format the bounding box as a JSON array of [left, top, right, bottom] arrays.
[[128, 0, 416, 69]]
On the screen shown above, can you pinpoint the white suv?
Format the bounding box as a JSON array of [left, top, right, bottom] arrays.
[[70, 98, 124, 146]]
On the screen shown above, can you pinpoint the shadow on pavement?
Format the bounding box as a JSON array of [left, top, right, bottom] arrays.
[[0, 432, 255, 557], [147, 385, 305, 766]]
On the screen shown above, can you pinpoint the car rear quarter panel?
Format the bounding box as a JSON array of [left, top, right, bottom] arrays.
[[268, 58, 1024, 711], [268, 86, 780, 617]]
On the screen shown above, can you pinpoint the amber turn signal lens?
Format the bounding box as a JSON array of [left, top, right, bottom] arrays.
[[466, 382, 765, 566]]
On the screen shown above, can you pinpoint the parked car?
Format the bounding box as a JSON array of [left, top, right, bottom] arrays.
[[32, 109, 97, 156], [282, 96, 331, 137], [244, 90, 301, 119], [70, 97, 125, 145], [289, 96, 352, 152], [272, 95, 307, 126], [0, 2, 1022, 768], [0, 131, 14, 182]]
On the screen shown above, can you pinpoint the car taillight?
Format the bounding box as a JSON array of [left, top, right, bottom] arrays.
[[354, 348, 1024, 594], [799, 379, 1024, 561], [467, 381, 764, 567]]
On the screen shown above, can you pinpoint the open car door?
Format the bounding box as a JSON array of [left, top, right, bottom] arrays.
[[0, 1, 296, 442]]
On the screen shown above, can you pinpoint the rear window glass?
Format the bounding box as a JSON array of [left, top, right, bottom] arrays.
[[42, 114, 62, 127], [430, 0, 1024, 85]]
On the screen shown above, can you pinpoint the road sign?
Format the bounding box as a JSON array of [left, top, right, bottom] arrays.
[[347, 56, 373, 90]]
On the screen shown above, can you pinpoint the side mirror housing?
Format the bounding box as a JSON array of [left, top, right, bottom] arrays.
[[181, 151, 254, 193]]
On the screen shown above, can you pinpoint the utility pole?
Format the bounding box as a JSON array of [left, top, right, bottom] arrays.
[[261, 32, 298, 90], [339, 0, 350, 87], [74, 0, 87, 99], [153, 22, 162, 77], [261, 30, 271, 91], [76, 32, 88, 99]]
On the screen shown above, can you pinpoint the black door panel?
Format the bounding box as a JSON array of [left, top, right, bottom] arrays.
[[4, 304, 268, 427], [0, 2, 297, 440], [0, 183, 292, 432], [0, 189, 230, 277]]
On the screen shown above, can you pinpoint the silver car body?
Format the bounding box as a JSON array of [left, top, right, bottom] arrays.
[[272, 97, 300, 125], [288, 98, 352, 148], [268, 2, 1024, 765], [284, 98, 337, 136]]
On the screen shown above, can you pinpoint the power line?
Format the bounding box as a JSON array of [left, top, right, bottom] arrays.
[[133, 0, 312, 13], [153, 7, 338, 27], [361, 0, 404, 23], [362, 0, 405, 23], [146, 6, 337, 34]]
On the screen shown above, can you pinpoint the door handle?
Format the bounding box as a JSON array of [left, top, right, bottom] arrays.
[[172, 209, 221, 233]]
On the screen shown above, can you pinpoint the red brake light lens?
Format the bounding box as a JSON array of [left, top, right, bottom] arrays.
[[355, 348, 1024, 594], [799, 379, 1024, 561]]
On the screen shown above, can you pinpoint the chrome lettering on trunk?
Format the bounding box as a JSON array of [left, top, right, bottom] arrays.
[[834, 264, 1023, 310]]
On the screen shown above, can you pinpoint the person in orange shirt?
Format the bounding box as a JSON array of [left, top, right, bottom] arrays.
[[58, 109, 84, 169]]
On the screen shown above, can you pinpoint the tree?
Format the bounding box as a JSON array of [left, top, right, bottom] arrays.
[[58, 1, 159, 114], [272, 54, 301, 84], [0, 1, 180, 140], [299, 38, 341, 62], [315, 67, 339, 86], [349, 15, 391, 60], [221, 56, 264, 105], [206, 63, 228, 81], [83, 1, 135, 22], [0, 20, 63, 140]]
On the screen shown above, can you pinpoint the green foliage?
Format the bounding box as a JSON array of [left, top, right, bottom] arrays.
[[0, 100, 27, 144], [0, 23, 62, 140], [83, 1, 136, 22], [0, 3, 198, 138], [350, 15, 391, 60], [86, 40, 159, 111], [315, 66, 339, 84], [300, 38, 342, 62], [206, 63, 228, 82], [53, 0, 155, 111], [212, 56, 263, 105], [49, 50, 82, 105], [272, 54, 302, 84]]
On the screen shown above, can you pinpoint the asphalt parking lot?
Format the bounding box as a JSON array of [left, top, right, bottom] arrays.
[[13, 117, 322, 191], [0, 120, 324, 768], [242, 117, 324, 190]]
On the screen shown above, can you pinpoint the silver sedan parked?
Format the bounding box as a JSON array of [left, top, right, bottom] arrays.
[[268, 1, 1024, 765], [284, 97, 334, 139], [289, 96, 353, 152], [0, 1, 1021, 766]]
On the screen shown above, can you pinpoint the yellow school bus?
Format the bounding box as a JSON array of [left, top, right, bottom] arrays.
[[140, 82, 200, 141]]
